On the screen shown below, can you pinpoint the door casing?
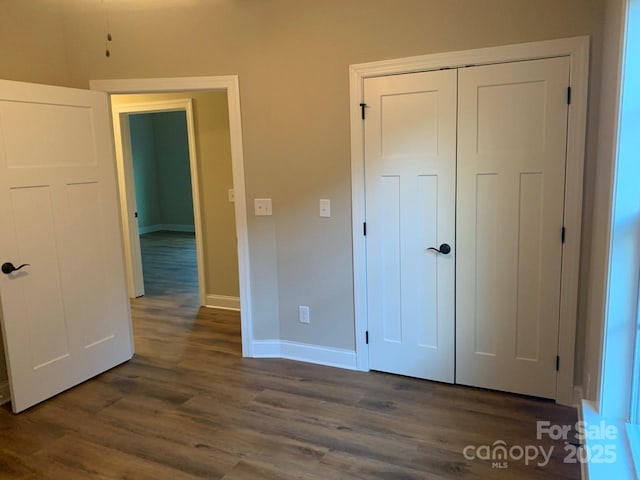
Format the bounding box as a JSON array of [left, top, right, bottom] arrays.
[[112, 99, 204, 303], [349, 36, 590, 406], [91, 76, 255, 358]]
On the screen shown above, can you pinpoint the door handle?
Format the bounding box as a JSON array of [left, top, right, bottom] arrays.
[[1, 262, 30, 274], [427, 243, 451, 255]]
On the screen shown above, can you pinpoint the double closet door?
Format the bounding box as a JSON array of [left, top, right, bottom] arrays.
[[364, 57, 570, 399]]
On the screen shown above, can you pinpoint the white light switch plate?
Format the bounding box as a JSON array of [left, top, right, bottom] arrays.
[[319, 199, 331, 218], [228, 189, 235, 202], [254, 198, 272, 216]]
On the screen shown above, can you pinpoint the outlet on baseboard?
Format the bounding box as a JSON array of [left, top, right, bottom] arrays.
[[299, 305, 310, 324]]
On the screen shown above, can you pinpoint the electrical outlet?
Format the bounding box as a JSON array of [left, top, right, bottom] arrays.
[[299, 305, 310, 324]]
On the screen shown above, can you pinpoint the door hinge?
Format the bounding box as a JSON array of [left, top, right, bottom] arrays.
[[365, 331, 369, 344], [562, 226, 566, 244], [363, 222, 367, 236], [567, 87, 572, 105], [556, 355, 560, 371], [360, 103, 367, 120]]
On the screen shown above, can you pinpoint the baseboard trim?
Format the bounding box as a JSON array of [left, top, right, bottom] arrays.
[[252, 340, 357, 371], [205, 294, 240, 311], [0, 381, 10, 406], [252, 340, 281, 357], [139, 224, 196, 235]]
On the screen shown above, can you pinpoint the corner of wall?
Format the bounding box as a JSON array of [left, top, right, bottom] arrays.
[[579, 0, 629, 403]]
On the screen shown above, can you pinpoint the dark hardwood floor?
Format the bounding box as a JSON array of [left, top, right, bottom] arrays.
[[140, 231, 199, 298], [0, 231, 580, 479]]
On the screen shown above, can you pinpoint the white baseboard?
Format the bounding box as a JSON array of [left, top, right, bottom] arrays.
[[252, 340, 357, 371], [0, 381, 10, 406], [252, 340, 281, 357], [205, 294, 240, 311], [139, 224, 195, 234], [572, 384, 584, 407]]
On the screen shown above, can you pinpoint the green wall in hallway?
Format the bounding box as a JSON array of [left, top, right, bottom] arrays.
[[129, 111, 194, 232]]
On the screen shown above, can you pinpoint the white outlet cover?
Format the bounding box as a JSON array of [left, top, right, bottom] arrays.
[[319, 199, 331, 218], [228, 189, 235, 202], [299, 305, 310, 324], [254, 198, 273, 216]]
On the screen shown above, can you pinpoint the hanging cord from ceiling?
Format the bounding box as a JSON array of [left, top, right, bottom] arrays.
[[102, 0, 113, 58]]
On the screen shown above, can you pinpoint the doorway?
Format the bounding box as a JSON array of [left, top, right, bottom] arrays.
[[130, 110, 199, 301], [115, 103, 203, 302], [350, 37, 589, 405], [91, 76, 254, 357], [111, 92, 240, 311]]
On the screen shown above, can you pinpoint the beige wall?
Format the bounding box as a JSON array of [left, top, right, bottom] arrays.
[[112, 92, 239, 299], [0, 0, 71, 86], [0, 1, 608, 384]]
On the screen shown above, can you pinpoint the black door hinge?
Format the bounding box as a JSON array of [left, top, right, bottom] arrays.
[[363, 222, 367, 236], [567, 87, 572, 105], [562, 227, 566, 244], [365, 331, 369, 344], [360, 103, 367, 120], [556, 355, 560, 371]]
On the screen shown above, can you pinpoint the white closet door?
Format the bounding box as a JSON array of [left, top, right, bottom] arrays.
[[456, 57, 570, 398], [364, 69, 457, 382]]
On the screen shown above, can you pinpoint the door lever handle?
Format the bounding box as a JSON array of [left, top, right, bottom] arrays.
[[427, 243, 451, 255], [2, 262, 30, 275]]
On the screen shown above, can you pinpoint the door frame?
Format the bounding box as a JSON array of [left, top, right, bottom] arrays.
[[349, 36, 590, 406], [90, 76, 255, 357], [111, 98, 204, 303]]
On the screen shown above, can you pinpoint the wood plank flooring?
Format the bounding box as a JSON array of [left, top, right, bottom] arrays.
[[0, 231, 580, 479]]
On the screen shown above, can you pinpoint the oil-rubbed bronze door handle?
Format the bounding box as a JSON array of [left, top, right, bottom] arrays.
[[427, 244, 451, 255], [1, 262, 30, 274]]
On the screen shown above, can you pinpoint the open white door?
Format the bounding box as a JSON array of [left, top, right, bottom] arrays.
[[0, 79, 134, 413], [364, 70, 457, 382]]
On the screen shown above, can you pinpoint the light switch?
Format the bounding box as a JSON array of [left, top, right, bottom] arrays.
[[254, 198, 272, 216], [319, 199, 331, 218], [228, 189, 235, 202]]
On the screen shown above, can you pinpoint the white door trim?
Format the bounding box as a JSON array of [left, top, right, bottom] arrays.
[[90, 76, 254, 357], [349, 36, 590, 405], [111, 99, 205, 304]]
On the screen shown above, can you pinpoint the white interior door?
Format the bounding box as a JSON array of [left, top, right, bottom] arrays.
[[0, 79, 134, 413], [456, 57, 570, 398], [112, 111, 145, 299], [364, 69, 457, 382]]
